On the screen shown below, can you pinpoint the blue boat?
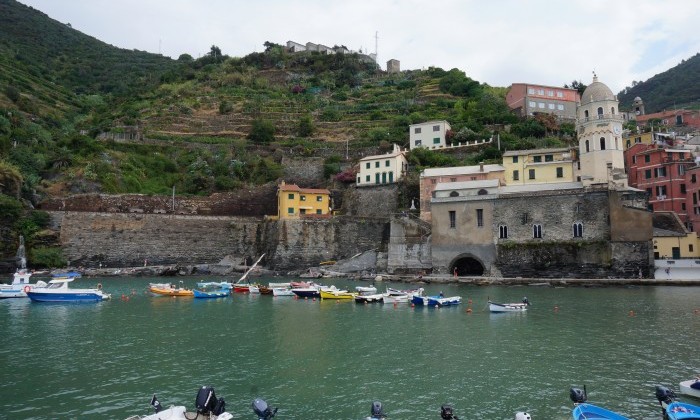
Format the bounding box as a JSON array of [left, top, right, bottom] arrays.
[[656, 385, 700, 420], [411, 294, 461, 307], [193, 289, 229, 299], [570, 387, 630, 420], [572, 403, 630, 420], [26, 277, 110, 302]]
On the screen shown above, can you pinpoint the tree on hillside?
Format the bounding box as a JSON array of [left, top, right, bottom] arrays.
[[439, 69, 483, 98], [564, 80, 587, 95], [298, 114, 314, 137], [248, 119, 276, 143]]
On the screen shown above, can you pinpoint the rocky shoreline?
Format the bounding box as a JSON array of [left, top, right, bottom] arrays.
[[29, 263, 700, 287]]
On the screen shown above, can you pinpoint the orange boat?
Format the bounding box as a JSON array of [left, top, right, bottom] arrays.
[[148, 284, 194, 297]]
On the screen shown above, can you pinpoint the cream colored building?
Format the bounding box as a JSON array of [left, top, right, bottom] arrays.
[[502, 148, 575, 184], [576, 75, 627, 188], [356, 144, 408, 186], [409, 120, 451, 150], [652, 212, 700, 259]]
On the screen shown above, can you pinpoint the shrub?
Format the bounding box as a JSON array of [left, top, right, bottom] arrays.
[[248, 119, 276, 143], [30, 246, 66, 268]]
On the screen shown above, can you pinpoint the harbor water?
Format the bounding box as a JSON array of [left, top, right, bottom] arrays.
[[0, 277, 698, 419]]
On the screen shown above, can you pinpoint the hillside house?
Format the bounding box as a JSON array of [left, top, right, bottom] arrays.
[[276, 181, 331, 219], [356, 144, 407, 186], [409, 120, 451, 150]]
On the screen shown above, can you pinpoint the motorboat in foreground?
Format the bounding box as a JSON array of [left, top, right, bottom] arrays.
[[125, 386, 232, 420], [489, 297, 530, 313], [656, 385, 700, 420], [680, 378, 700, 399], [26, 276, 110, 302], [570, 387, 630, 420]]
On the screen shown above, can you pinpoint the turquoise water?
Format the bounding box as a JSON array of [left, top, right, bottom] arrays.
[[0, 277, 698, 419]]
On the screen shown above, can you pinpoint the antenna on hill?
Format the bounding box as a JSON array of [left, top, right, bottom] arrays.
[[159, 39, 162, 55], [374, 31, 379, 63]]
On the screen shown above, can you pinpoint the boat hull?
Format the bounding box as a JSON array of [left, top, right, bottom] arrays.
[[291, 288, 320, 298], [27, 291, 108, 302], [572, 403, 630, 420], [355, 293, 385, 303], [320, 290, 357, 300], [489, 302, 528, 312], [412, 295, 461, 306], [149, 287, 194, 297], [272, 288, 295, 296]]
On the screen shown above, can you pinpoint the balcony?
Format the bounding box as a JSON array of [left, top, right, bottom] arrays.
[[580, 113, 625, 123]]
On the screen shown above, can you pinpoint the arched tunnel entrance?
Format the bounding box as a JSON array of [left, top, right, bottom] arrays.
[[451, 256, 485, 276]]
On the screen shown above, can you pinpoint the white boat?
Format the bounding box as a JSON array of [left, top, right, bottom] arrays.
[[355, 293, 386, 303], [489, 297, 530, 313], [0, 236, 47, 298], [272, 287, 295, 296], [26, 276, 110, 302], [680, 378, 700, 399], [382, 287, 423, 303], [249, 285, 260, 294], [125, 390, 233, 420], [356, 285, 377, 294], [196, 281, 232, 290], [0, 269, 47, 298]]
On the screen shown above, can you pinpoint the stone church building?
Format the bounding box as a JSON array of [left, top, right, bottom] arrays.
[[427, 76, 653, 278]]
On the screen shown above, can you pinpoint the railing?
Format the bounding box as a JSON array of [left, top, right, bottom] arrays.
[[580, 113, 624, 123]]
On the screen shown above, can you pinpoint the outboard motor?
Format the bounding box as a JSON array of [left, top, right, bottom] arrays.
[[195, 386, 218, 414], [150, 394, 163, 413], [252, 398, 277, 420], [514, 412, 531, 420], [570, 387, 587, 404], [440, 404, 459, 419], [369, 400, 386, 419], [656, 385, 677, 418]]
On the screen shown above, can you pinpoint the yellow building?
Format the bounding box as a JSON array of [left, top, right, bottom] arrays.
[[653, 212, 700, 259], [502, 148, 576, 185], [622, 131, 653, 150], [277, 181, 331, 219]]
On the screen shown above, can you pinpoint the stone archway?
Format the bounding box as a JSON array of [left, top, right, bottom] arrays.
[[450, 255, 485, 276]]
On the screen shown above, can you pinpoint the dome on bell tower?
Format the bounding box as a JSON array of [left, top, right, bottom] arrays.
[[581, 74, 615, 105]]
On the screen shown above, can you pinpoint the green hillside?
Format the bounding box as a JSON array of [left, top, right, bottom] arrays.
[[0, 0, 579, 266], [618, 53, 700, 113]]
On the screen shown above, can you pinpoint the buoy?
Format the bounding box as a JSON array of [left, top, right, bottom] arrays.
[[23, 285, 31, 293], [694, 309, 699, 315], [629, 310, 635, 317], [393, 302, 397, 308], [554, 306, 559, 312], [466, 308, 472, 313], [467, 298, 472, 304], [411, 303, 415, 308]]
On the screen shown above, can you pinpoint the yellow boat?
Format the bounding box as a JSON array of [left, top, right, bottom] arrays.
[[148, 285, 194, 297], [319, 289, 357, 300]]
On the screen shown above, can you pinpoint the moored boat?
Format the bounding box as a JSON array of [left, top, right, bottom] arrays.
[[412, 293, 461, 307], [26, 276, 110, 302], [193, 289, 229, 299], [679, 378, 700, 399], [149, 283, 194, 297], [320, 289, 357, 300], [489, 297, 530, 313], [272, 287, 295, 297], [570, 387, 630, 420], [356, 285, 377, 294], [0, 269, 47, 299], [196, 281, 232, 290], [355, 293, 386, 303]]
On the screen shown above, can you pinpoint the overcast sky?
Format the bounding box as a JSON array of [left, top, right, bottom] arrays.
[[18, 0, 700, 93]]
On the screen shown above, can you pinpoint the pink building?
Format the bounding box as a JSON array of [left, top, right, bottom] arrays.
[[625, 143, 695, 227], [418, 164, 505, 221], [506, 83, 580, 120]]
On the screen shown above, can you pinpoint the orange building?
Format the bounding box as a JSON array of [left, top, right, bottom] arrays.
[[506, 83, 580, 120]]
